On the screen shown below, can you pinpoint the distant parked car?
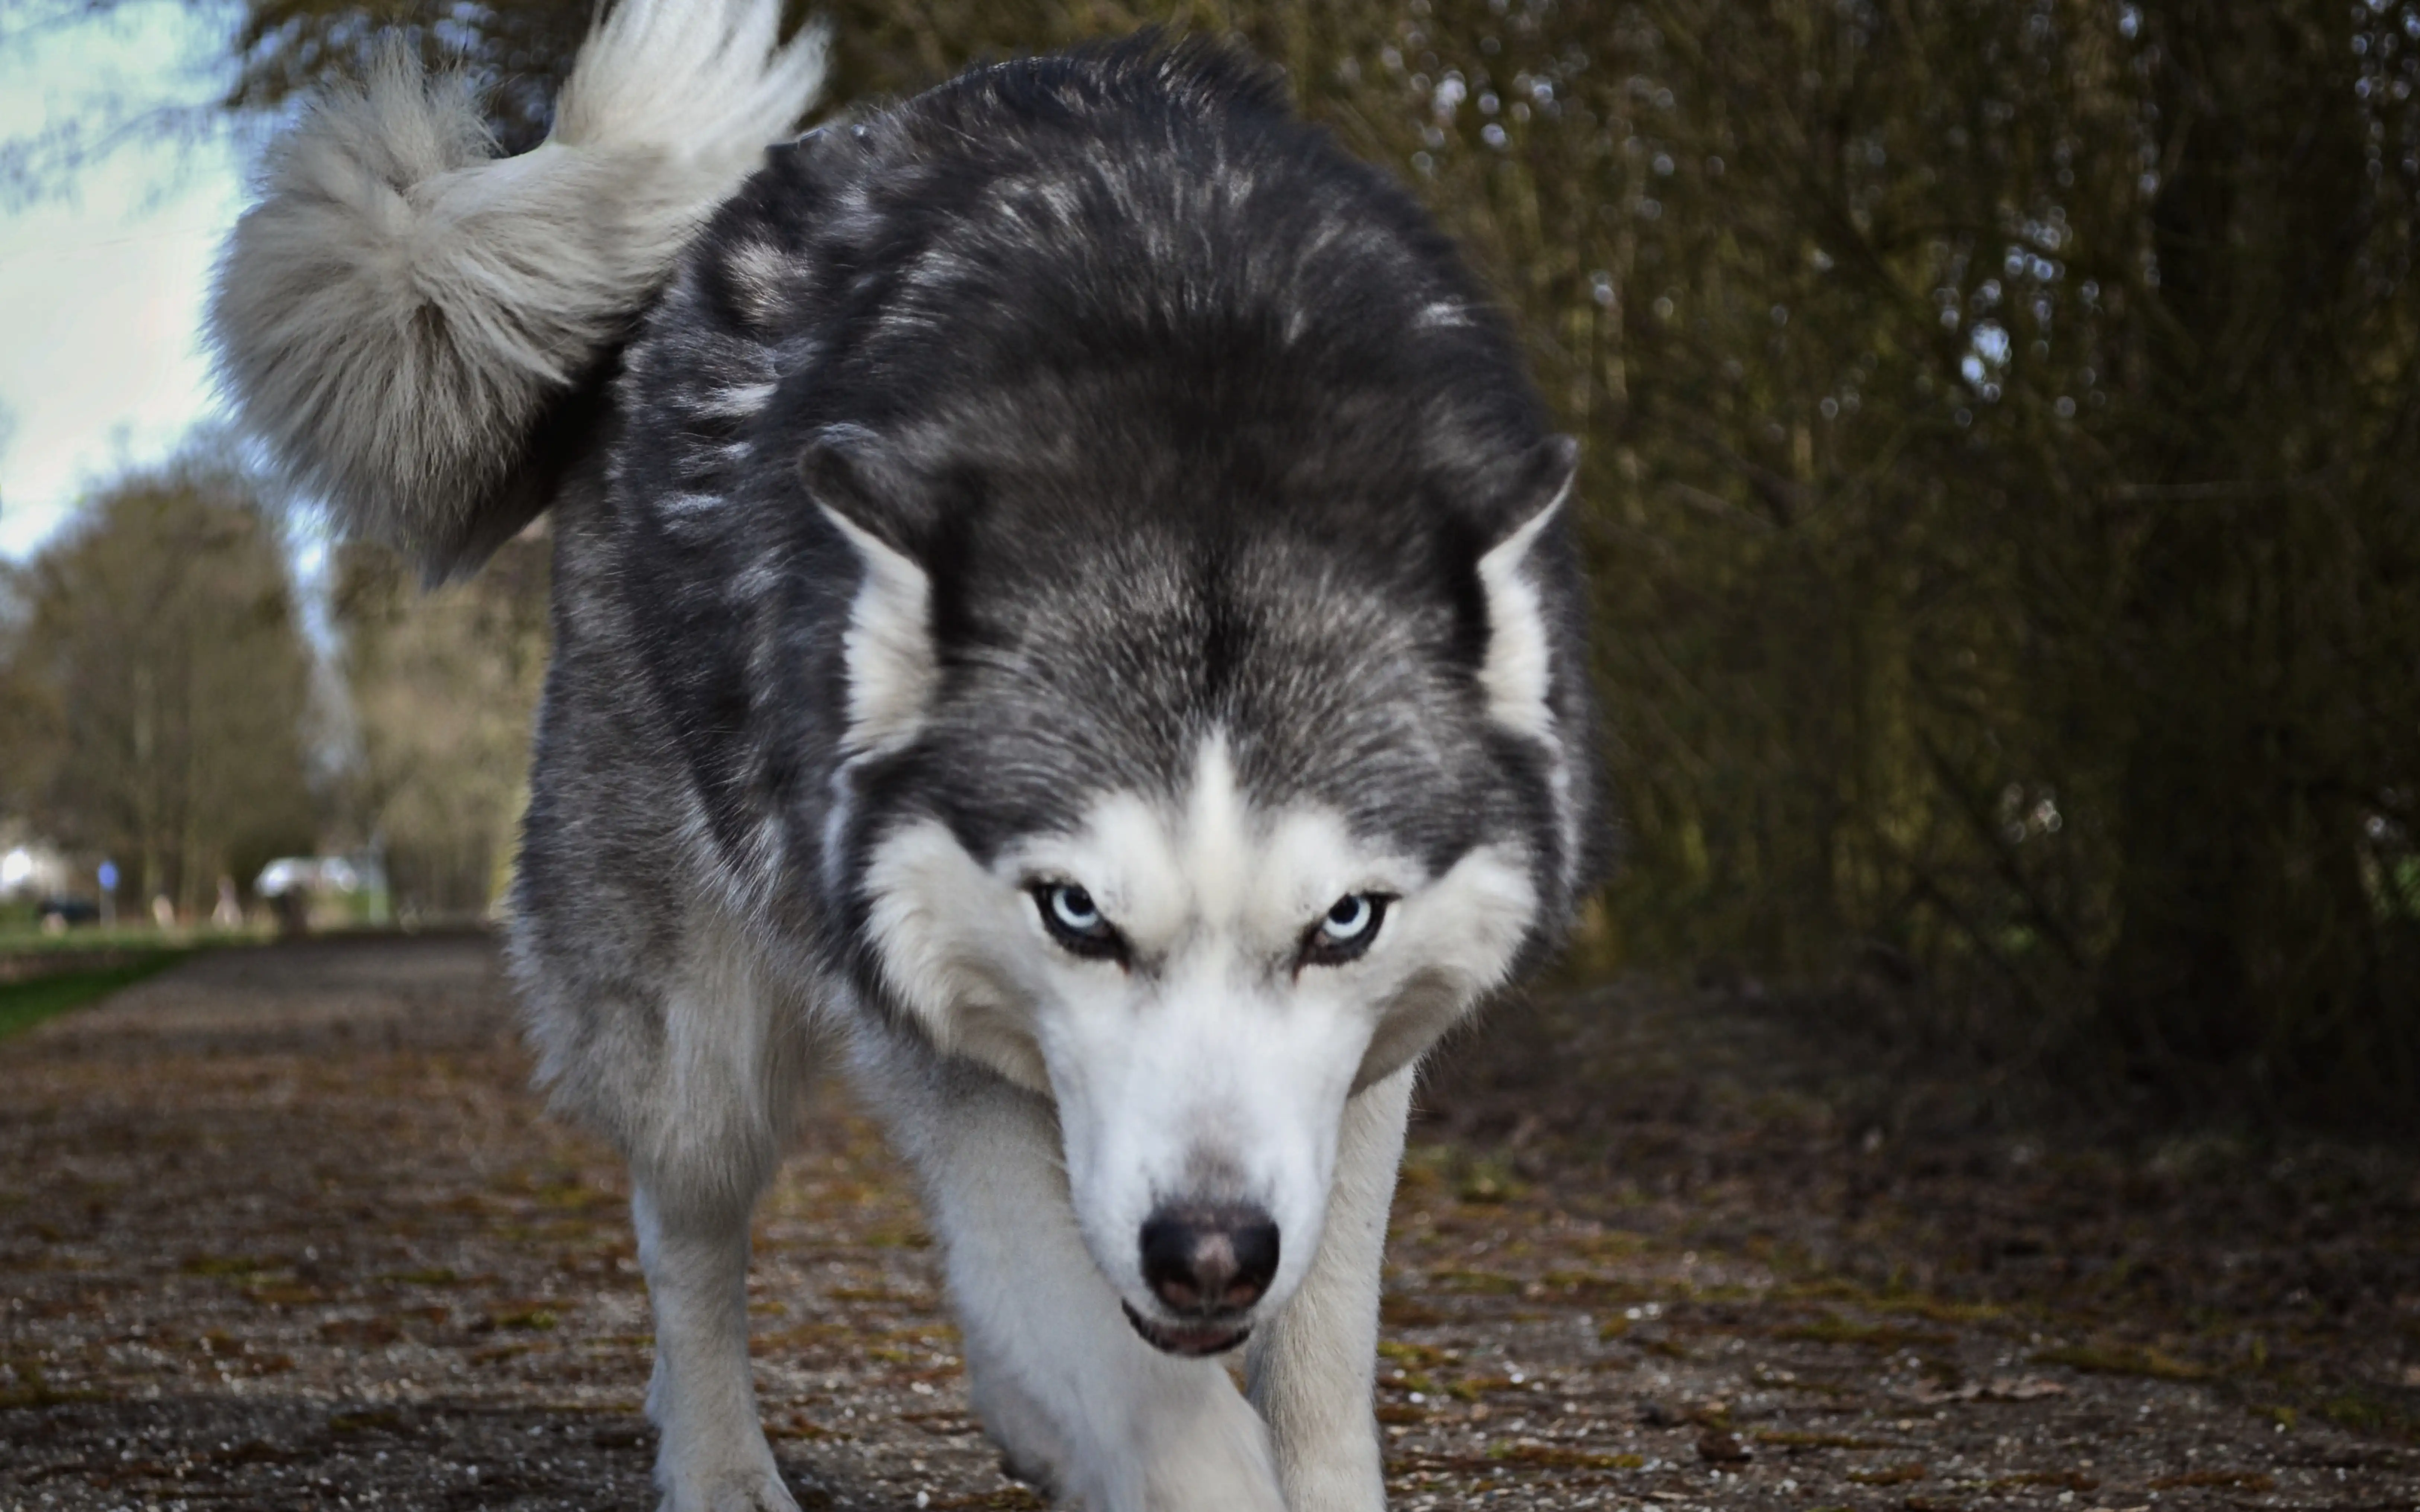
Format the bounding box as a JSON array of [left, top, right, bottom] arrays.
[[254, 855, 378, 937], [255, 857, 362, 898], [36, 896, 100, 928]]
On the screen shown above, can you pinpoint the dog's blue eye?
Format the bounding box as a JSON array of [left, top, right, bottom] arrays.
[[1325, 895, 1374, 939], [1034, 882, 1123, 961], [1304, 893, 1389, 966], [1049, 884, 1101, 932]]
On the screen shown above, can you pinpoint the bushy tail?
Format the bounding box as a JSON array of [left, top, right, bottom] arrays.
[[210, 0, 827, 578]]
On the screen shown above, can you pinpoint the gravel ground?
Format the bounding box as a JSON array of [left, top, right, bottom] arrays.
[[1, 933, 2414, 1511]]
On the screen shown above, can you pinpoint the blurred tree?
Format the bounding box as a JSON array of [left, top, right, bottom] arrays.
[[328, 529, 550, 920], [0, 556, 52, 827], [176, 0, 2420, 1123], [1348, 0, 2420, 1121], [1, 456, 318, 915]]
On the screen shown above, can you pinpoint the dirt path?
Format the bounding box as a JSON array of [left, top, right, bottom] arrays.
[[1, 935, 2413, 1510]]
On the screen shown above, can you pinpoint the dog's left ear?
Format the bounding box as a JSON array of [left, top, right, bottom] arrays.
[[1475, 436, 1579, 740], [803, 427, 937, 755]]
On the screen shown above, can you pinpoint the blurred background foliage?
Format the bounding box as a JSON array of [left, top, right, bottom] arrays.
[[0, 455, 317, 914], [3, 0, 2415, 1127], [327, 533, 550, 921]]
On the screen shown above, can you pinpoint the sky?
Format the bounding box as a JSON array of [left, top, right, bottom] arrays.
[[0, 1, 248, 560]]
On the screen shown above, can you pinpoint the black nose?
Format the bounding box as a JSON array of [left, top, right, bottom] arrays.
[[1140, 1204, 1280, 1314]]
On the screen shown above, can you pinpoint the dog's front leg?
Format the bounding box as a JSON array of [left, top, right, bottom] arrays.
[[863, 1047, 1287, 1512], [633, 1183, 796, 1512], [1245, 1065, 1415, 1512]]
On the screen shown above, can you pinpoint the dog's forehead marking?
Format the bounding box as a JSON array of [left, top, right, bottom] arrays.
[[1016, 732, 1408, 956], [1182, 734, 1252, 927]]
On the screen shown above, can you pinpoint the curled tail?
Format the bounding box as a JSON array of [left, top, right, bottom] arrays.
[[210, 0, 826, 579]]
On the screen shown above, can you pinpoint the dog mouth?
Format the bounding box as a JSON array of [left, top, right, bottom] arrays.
[[1121, 1301, 1251, 1358]]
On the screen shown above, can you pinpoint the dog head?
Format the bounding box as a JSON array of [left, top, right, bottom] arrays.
[[807, 421, 1592, 1352]]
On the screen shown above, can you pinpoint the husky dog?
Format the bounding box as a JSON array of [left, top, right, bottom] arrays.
[[211, 1, 1602, 1506]]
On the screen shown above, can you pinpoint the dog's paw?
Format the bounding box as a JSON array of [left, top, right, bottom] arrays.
[[1271, 1433, 1387, 1512], [969, 1363, 1074, 1501], [655, 1442, 803, 1512], [1136, 1383, 1288, 1512], [996, 1448, 1059, 1497], [656, 1471, 801, 1512], [1277, 1462, 1387, 1512]]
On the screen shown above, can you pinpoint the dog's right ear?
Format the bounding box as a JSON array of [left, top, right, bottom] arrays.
[[1474, 435, 1578, 741], [803, 427, 937, 755]]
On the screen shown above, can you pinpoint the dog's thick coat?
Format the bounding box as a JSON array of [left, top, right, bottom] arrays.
[[212, 3, 1602, 1507]]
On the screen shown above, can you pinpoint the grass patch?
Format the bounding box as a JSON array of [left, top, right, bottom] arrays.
[[1539, 1270, 1659, 1304], [182, 1252, 287, 1279], [1990, 1470, 2099, 1492], [2313, 1388, 2417, 1439], [2148, 1470, 2275, 1492], [1429, 1267, 1524, 1295], [0, 924, 262, 956], [923, 1491, 1047, 1511], [0, 1358, 110, 1408], [0, 950, 182, 1040], [1485, 1441, 1644, 1470], [1776, 1278, 2005, 1327], [825, 1284, 932, 1306], [1750, 1366, 1860, 1395], [1755, 1430, 1892, 1451], [2030, 1341, 2207, 1381], [1778, 1312, 1955, 1351], [379, 1266, 464, 1287]]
